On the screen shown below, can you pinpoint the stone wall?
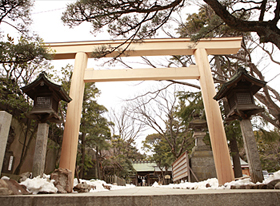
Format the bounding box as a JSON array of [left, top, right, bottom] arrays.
[[45, 139, 60, 174], [9, 118, 36, 174], [1, 117, 59, 175]]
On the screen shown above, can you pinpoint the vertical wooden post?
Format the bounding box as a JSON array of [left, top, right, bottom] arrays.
[[186, 151, 191, 182], [59, 52, 88, 189], [240, 119, 264, 183], [194, 48, 234, 185]]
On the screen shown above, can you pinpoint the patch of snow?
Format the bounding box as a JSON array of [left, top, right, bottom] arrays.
[[20, 175, 58, 194], [223, 178, 253, 188], [110, 184, 136, 191], [263, 170, 280, 184], [224, 170, 280, 188], [153, 170, 280, 190], [74, 179, 108, 192], [73, 178, 136, 192], [17, 173, 136, 195], [152, 178, 221, 190], [152, 181, 159, 187]]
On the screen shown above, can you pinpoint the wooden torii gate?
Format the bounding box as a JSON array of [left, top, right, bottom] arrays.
[[47, 37, 242, 188]]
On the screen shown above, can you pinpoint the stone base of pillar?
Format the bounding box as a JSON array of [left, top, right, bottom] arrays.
[[51, 168, 72, 193]]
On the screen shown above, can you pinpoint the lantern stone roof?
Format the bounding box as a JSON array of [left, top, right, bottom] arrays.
[[213, 67, 266, 101], [188, 114, 207, 131], [21, 72, 72, 103]]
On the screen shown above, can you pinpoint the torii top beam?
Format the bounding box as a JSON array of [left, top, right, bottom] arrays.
[[47, 37, 242, 60]]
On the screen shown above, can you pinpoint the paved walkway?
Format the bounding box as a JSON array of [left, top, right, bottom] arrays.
[[1, 187, 280, 206]]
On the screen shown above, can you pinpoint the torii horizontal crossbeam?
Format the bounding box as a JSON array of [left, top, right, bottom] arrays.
[[84, 66, 200, 82], [46, 37, 242, 60]]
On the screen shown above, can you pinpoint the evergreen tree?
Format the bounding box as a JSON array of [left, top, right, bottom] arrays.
[[61, 1, 280, 49], [142, 133, 174, 185], [0, 0, 53, 174], [255, 128, 280, 172], [0, 0, 33, 34]]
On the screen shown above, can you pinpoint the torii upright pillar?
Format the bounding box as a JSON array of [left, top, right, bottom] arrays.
[[194, 48, 234, 184], [59, 52, 88, 189]]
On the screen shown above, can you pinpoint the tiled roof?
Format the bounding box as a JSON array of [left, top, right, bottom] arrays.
[[132, 161, 172, 172]]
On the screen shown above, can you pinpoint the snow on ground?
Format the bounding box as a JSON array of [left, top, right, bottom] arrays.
[[19, 174, 58, 194], [1, 174, 135, 194], [73, 178, 136, 192], [263, 170, 280, 184], [152, 170, 280, 190], [152, 178, 220, 190], [2, 170, 279, 194]]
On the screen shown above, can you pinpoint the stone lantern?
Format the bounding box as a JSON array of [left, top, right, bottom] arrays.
[[214, 67, 266, 183], [213, 67, 266, 121], [188, 114, 208, 151], [21, 72, 71, 177], [188, 114, 216, 182], [21, 71, 72, 123]]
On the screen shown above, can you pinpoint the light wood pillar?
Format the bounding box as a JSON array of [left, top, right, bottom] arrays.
[[59, 52, 88, 189], [194, 48, 234, 185]]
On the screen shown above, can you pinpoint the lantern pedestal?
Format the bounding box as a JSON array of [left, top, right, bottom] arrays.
[[192, 131, 210, 153], [32, 123, 49, 178], [190, 131, 217, 182], [240, 119, 264, 183]]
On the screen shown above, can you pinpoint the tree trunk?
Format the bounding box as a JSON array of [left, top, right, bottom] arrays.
[[203, 0, 280, 50], [240, 119, 264, 183], [159, 167, 165, 185], [97, 151, 101, 179], [229, 135, 243, 178], [95, 146, 99, 179], [79, 132, 86, 179]]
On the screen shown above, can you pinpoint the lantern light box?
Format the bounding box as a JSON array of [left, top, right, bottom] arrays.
[[21, 72, 71, 123], [214, 67, 266, 121]]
